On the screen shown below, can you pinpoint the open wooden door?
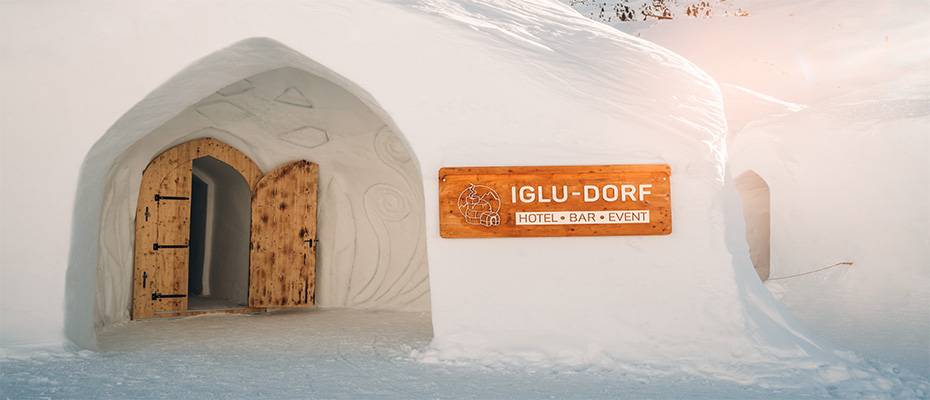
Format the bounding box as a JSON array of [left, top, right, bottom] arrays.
[[132, 158, 192, 318], [132, 138, 263, 319], [249, 160, 319, 308]]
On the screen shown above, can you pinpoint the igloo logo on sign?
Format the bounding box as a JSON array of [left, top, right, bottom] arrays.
[[457, 184, 501, 227], [439, 165, 671, 238]]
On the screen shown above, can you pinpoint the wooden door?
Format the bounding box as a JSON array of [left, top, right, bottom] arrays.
[[132, 159, 192, 318], [132, 138, 262, 319], [249, 160, 319, 308]]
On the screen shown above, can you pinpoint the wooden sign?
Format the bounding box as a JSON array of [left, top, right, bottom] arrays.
[[439, 165, 671, 238]]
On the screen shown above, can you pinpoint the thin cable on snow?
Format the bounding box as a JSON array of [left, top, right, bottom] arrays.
[[767, 261, 854, 281]]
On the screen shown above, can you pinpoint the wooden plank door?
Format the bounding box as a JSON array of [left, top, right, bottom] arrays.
[[133, 161, 192, 318], [133, 138, 263, 319], [249, 161, 319, 308]]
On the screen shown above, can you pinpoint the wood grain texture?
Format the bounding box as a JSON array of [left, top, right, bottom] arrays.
[[153, 164, 192, 313], [249, 160, 319, 308], [145, 307, 266, 319], [439, 164, 672, 238], [132, 138, 263, 320]]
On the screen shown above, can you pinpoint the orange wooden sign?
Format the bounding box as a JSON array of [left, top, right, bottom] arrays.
[[439, 165, 671, 238]]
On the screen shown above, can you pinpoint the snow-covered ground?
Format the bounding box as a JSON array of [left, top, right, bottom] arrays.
[[2, 310, 928, 399]]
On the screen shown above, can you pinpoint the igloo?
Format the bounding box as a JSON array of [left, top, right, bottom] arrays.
[[1, 0, 831, 373], [728, 90, 930, 375]]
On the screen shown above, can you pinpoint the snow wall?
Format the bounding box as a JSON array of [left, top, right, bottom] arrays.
[[1, 0, 839, 374], [728, 81, 930, 375], [592, 0, 930, 374]]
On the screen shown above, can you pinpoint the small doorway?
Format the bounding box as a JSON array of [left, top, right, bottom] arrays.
[[131, 137, 320, 319], [735, 170, 772, 281], [187, 156, 252, 311], [188, 173, 209, 304]]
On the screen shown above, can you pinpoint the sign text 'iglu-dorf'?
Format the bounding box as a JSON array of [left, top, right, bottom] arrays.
[[439, 165, 671, 238]]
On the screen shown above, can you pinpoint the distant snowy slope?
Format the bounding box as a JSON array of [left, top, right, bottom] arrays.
[[568, 0, 930, 105], [566, 0, 748, 24]]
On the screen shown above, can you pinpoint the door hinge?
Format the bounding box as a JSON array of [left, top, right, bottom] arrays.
[[152, 291, 187, 301], [154, 194, 190, 202], [153, 243, 188, 251]]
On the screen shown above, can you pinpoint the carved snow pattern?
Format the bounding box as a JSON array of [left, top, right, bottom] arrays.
[[217, 79, 253, 96], [279, 126, 329, 149], [275, 87, 314, 108], [344, 128, 429, 309], [195, 101, 252, 124]]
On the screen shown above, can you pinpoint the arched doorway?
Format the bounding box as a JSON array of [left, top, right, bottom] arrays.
[[62, 51, 432, 349], [188, 155, 252, 310], [735, 170, 772, 281], [132, 137, 320, 318], [66, 40, 432, 348]]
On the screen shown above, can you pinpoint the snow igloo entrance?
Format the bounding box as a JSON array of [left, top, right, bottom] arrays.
[[89, 63, 430, 327], [132, 137, 318, 318], [735, 170, 772, 281]]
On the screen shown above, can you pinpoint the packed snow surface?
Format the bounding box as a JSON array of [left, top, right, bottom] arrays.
[[2, 310, 928, 399]]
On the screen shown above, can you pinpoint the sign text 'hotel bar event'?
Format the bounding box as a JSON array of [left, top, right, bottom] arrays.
[[439, 165, 671, 238]]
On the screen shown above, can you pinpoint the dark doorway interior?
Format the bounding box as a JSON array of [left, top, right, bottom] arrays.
[[187, 156, 252, 311], [188, 174, 208, 296]]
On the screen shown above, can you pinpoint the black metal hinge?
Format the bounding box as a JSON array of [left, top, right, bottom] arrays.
[[152, 291, 187, 301], [154, 194, 190, 202], [153, 243, 188, 251]]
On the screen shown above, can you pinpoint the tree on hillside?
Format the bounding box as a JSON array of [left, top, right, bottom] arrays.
[[566, 0, 749, 24]]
